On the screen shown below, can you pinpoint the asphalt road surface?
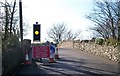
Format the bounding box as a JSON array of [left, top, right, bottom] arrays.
[[14, 48, 119, 76]]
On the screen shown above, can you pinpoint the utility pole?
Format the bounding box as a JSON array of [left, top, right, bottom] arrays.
[[19, 0, 23, 44], [19, 0, 24, 63]]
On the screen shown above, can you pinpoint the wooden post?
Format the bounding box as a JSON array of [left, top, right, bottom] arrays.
[[19, 0, 24, 62]]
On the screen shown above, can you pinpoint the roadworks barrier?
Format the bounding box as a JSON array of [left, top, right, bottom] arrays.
[[49, 52, 56, 63], [55, 47, 60, 59]]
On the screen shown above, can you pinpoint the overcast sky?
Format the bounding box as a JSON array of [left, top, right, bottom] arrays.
[[2, 0, 95, 42]]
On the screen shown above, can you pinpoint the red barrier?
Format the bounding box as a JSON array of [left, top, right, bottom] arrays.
[[32, 45, 50, 59]]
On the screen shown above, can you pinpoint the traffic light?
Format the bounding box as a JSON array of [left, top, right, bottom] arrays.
[[33, 23, 41, 41]]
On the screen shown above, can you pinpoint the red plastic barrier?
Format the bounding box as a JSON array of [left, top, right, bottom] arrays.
[[32, 45, 50, 58]]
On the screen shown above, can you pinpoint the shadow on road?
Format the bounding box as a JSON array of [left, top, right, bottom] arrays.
[[14, 48, 119, 76]]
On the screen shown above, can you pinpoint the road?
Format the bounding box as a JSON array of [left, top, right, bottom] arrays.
[[14, 48, 119, 76]]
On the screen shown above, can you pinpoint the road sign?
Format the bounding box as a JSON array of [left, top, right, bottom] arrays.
[[33, 22, 41, 42], [32, 45, 50, 58]]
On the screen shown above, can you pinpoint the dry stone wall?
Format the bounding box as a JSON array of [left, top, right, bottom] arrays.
[[58, 40, 74, 48], [58, 40, 120, 63]]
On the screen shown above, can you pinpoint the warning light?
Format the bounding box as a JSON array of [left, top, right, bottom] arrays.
[[35, 31, 39, 35], [33, 22, 41, 41]]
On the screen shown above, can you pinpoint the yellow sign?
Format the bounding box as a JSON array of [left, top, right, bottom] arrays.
[[35, 31, 39, 35]]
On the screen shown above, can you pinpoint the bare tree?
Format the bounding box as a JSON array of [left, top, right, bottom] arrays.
[[0, 0, 18, 39], [64, 29, 81, 40], [23, 22, 31, 36], [47, 23, 67, 44], [10, 0, 16, 35], [87, 0, 119, 40], [116, 1, 120, 41], [1, 0, 29, 40]]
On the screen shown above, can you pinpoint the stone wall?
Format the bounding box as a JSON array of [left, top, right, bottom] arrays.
[[58, 40, 120, 63], [58, 40, 74, 48]]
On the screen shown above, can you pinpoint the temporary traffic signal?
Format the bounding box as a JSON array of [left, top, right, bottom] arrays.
[[33, 22, 41, 41]]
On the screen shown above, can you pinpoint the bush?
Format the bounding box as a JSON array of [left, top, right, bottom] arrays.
[[105, 38, 118, 46], [3, 35, 20, 50], [2, 35, 22, 76], [95, 38, 104, 45]]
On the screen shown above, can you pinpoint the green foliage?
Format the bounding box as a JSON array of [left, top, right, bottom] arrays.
[[105, 38, 118, 46], [2, 35, 20, 50], [95, 38, 104, 45], [2, 35, 22, 76]]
